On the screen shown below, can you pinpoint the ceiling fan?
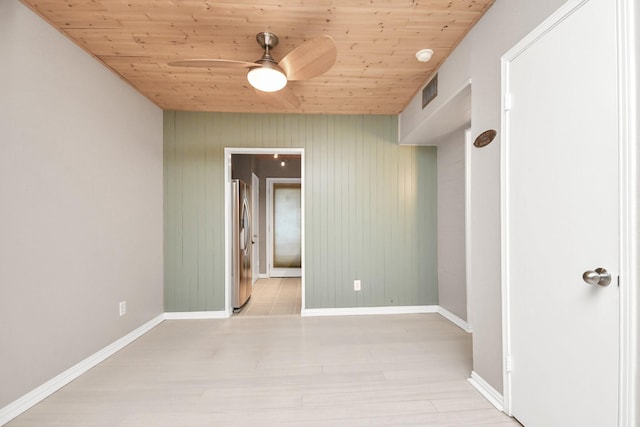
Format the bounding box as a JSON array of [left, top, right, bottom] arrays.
[[169, 32, 337, 109]]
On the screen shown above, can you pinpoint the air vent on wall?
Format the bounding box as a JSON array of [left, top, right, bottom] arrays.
[[422, 73, 438, 109]]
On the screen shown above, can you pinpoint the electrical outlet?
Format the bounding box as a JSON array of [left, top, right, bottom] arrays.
[[119, 301, 127, 316], [354, 280, 361, 291]]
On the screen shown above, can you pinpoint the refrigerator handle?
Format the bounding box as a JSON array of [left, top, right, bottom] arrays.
[[241, 197, 251, 253]]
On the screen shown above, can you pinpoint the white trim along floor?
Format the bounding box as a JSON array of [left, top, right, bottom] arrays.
[[3, 312, 516, 426]]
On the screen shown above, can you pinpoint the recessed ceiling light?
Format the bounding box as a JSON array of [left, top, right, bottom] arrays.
[[415, 49, 434, 63]]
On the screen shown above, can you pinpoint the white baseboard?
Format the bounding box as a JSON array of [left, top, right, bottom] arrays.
[[468, 371, 504, 412], [301, 305, 439, 317], [258, 273, 269, 279], [1, 307, 471, 425], [437, 307, 472, 333], [0, 314, 164, 426], [163, 311, 229, 320]]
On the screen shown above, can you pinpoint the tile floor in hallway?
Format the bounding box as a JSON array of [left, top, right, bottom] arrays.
[[237, 277, 301, 316]]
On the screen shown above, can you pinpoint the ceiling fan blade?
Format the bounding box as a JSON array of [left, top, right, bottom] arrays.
[[254, 85, 301, 109], [279, 35, 337, 81], [168, 59, 258, 68]]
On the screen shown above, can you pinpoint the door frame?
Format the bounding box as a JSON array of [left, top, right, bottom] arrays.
[[499, 0, 638, 423], [224, 147, 306, 316], [251, 172, 260, 285], [464, 128, 473, 332], [266, 177, 302, 278]]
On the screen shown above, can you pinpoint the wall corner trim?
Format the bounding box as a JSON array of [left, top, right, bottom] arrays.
[[163, 311, 230, 320], [468, 371, 505, 412], [301, 305, 439, 317], [0, 314, 165, 426], [436, 307, 472, 333]]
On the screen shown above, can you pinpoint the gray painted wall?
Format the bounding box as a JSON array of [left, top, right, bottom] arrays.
[[0, 1, 164, 407], [399, 0, 568, 394], [435, 129, 467, 321], [164, 112, 438, 311]]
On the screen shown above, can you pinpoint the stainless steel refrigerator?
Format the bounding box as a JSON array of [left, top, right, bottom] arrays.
[[232, 179, 252, 311]]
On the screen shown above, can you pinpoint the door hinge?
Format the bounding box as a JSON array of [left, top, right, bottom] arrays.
[[506, 355, 513, 373], [504, 93, 512, 111]]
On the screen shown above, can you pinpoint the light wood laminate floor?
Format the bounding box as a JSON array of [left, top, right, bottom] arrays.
[[237, 278, 301, 316], [7, 314, 519, 426]]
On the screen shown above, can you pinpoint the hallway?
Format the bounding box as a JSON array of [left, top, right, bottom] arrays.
[[237, 278, 302, 316]]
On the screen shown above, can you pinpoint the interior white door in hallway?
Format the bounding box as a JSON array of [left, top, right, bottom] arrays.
[[502, 0, 621, 425]]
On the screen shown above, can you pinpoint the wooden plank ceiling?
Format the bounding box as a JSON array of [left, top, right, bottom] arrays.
[[21, 0, 494, 115]]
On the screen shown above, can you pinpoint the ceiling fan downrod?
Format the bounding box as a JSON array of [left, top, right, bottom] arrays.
[[255, 32, 279, 64]]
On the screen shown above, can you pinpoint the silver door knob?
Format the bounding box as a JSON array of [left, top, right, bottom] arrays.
[[582, 268, 611, 287]]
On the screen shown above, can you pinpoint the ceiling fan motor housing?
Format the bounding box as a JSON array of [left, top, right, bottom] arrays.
[[256, 32, 279, 51]]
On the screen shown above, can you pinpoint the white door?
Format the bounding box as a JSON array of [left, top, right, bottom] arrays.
[[251, 173, 259, 284], [503, 0, 619, 425]]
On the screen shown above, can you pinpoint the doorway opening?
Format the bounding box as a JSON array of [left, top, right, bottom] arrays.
[[224, 148, 304, 317]]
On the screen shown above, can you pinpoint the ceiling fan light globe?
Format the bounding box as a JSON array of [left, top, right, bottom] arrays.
[[247, 66, 287, 92]]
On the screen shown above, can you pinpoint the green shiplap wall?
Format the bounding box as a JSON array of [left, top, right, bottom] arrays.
[[164, 111, 437, 311]]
